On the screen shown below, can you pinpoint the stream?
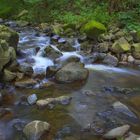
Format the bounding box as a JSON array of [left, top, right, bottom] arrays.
[[0, 26, 140, 140]]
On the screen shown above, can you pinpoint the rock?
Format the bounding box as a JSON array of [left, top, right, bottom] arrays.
[[115, 30, 125, 39], [125, 34, 133, 42], [130, 30, 140, 42], [0, 108, 13, 120], [36, 96, 72, 108], [128, 55, 135, 63], [11, 119, 27, 131], [52, 23, 63, 35], [0, 40, 16, 72], [80, 41, 93, 52], [16, 20, 29, 27], [58, 38, 66, 43], [15, 79, 37, 88], [7, 60, 19, 72], [132, 43, 140, 59], [19, 63, 33, 76], [44, 46, 62, 60], [27, 94, 37, 105], [85, 52, 106, 63], [55, 62, 89, 83], [81, 20, 106, 39], [46, 66, 60, 78], [111, 37, 131, 53], [113, 101, 137, 119], [134, 59, 140, 65], [57, 42, 76, 52], [51, 34, 60, 41], [16, 72, 24, 80], [23, 120, 50, 140], [55, 55, 81, 66], [39, 23, 49, 31], [125, 132, 140, 140], [3, 69, 16, 82], [99, 42, 109, 53], [121, 54, 128, 62], [103, 54, 118, 66], [0, 25, 19, 50], [64, 28, 75, 36], [0, 18, 3, 24], [100, 33, 115, 41], [56, 96, 72, 105], [77, 34, 87, 43], [5, 21, 17, 28], [103, 125, 130, 139], [39, 81, 54, 89]]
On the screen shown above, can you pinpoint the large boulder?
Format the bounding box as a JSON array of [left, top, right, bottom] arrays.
[[0, 40, 16, 72], [23, 120, 50, 140], [3, 69, 16, 82], [103, 54, 119, 66], [111, 37, 131, 54], [55, 62, 89, 83], [0, 25, 19, 50], [132, 43, 140, 59], [81, 20, 106, 39]]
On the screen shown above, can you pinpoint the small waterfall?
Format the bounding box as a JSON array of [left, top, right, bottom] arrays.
[[73, 39, 81, 51], [18, 29, 54, 74]]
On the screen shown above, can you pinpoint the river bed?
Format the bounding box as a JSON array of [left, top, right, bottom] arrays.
[[0, 26, 140, 140]]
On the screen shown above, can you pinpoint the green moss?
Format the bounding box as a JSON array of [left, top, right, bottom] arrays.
[[81, 20, 107, 39]]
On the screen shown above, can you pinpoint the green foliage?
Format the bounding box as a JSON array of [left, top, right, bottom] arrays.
[[0, 0, 140, 31], [0, 0, 24, 18]]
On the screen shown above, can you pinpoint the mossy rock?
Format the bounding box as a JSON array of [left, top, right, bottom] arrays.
[[132, 43, 140, 59], [111, 37, 131, 54], [0, 39, 17, 72], [0, 25, 19, 50], [81, 20, 107, 39]]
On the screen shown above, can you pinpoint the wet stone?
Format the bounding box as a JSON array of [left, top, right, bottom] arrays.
[[103, 125, 130, 139], [55, 126, 72, 139], [113, 101, 138, 120], [27, 94, 37, 105], [58, 38, 66, 43], [0, 108, 13, 120], [23, 120, 50, 140], [11, 119, 27, 131]]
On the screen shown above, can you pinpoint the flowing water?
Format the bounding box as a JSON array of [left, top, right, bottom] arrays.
[[1, 27, 140, 140]]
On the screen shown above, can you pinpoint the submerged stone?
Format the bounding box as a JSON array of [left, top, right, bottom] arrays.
[[113, 101, 138, 119], [103, 125, 130, 139], [36, 96, 72, 108], [23, 120, 50, 140]]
